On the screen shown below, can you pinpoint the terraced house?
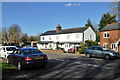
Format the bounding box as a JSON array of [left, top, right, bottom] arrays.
[[38, 25, 96, 51], [100, 23, 120, 53]]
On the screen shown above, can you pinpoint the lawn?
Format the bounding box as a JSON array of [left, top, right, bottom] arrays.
[[0, 60, 16, 69]]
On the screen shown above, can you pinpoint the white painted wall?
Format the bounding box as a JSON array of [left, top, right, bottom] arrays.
[[41, 33, 83, 43], [39, 27, 96, 51], [83, 27, 96, 41]]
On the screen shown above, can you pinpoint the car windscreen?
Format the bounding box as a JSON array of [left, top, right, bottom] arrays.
[[23, 49, 42, 54], [6, 47, 16, 51]]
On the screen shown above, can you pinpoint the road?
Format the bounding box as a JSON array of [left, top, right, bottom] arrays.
[[2, 51, 120, 79]]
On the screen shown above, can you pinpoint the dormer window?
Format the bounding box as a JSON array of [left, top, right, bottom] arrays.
[[104, 32, 109, 38]]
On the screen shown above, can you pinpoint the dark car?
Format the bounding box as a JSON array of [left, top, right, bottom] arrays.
[[26, 45, 38, 49], [7, 48, 48, 70], [85, 46, 120, 59], [15, 45, 22, 49], [68, 47, 75, 53]]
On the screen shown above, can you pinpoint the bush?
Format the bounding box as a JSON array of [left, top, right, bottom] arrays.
[[85, 40, 98, 47], [79, 47, 88, 54]]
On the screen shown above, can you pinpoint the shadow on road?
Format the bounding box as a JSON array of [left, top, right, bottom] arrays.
[[19, 58, 120, 80]]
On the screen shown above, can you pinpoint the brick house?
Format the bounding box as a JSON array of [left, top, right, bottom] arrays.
[[100, 23, 120, 52]]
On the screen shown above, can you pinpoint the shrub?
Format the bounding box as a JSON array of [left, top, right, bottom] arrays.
[[85, 40, 98, 47], [79, 47, 88, 54]]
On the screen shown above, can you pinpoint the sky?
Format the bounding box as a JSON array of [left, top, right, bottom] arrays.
[[2, 2, 111, 36]]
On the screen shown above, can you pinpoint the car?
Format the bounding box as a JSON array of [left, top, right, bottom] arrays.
[[68, 47, 75, 53], [85, 46, 120, 59], [7, 48, 48, 70], [14, 45, 22, 49], [26, 45, 38, 49], [0, 46, 17, 60]]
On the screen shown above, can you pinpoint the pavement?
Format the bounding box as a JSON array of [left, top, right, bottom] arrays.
[[1, 51, 120, 80]]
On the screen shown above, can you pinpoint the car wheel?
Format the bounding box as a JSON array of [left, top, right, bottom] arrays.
[[17, 62, 23, 70], [86, 54, 91, 58], [105, 55, 110, 59]]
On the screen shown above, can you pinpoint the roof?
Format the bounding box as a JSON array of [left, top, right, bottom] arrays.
[[100, 23, 120, 32], [41, 27, 89, 36]]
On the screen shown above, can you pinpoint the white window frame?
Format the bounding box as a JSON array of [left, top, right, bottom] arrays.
[[42, 37, 45, 40], [111, 43, 116, 50], [56, 36, 59, 40], [49, 37, 51, 40], [76, 34, 80, 39], [67, 35, 70, 39], [103, 32, 110, 38], [90, 34, 92, 40], [103, 43, 108, 48]]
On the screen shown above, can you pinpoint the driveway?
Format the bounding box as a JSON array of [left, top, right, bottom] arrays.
[[2, 51, 120, 79]]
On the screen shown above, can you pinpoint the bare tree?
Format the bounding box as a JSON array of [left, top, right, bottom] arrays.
[[8, 24, 22, 45], [109, 0, 120, 22], [2, 28, 9, 45]]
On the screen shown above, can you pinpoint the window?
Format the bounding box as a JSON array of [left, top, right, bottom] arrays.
[[111, 43, 116, 50], [42, 37, 45, 40], [67, 35, 70, 39], [76, 34, 79, 39], [56, 36, 59, 40], [103, 43, 108, 48], [104, 32, 109, 38], [49, 37, 51, 40], [90, 35, 92, 40], [94, 47, 103, 51]]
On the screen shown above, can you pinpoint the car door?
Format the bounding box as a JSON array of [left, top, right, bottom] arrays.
[[1, 47, 6, 58], [94, 47, 103, 57], [12, 50, 22, 66]]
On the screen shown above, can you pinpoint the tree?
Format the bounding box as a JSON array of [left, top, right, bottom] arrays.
[[29, 36, 38, 41], [2, 28, 9, 44], [99, 13, 117, 30], [20, 33, 29, 43], [109, 1, 120, 22], [8, 24, 22, 45], [85, 19, 95, 32]]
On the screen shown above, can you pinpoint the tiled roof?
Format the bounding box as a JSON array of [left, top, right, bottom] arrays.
[[100, 23, 120, 32], [40, 27, 88, 36]]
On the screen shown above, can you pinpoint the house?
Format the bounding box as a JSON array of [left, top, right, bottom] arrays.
[[100, 23, 120, 52], [37, 25, 96, 51]]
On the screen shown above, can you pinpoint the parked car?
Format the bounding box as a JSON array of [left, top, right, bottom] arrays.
[[7, 48, 48, 70], [15, 45, 22, 49], [26, 45, 38, 49], [68, 47, 75, 53], [0, 46, 17, 60], [85, 46, 120, 59]]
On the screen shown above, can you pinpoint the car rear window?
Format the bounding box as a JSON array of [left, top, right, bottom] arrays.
[[23, 49, 42, 54], [6, 47, 16, 51]]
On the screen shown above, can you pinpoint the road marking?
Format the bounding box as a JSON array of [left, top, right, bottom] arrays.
[[19, 70, 29, 79]]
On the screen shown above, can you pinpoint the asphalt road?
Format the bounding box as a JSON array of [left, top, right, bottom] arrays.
[[2, 51, 120, 79]]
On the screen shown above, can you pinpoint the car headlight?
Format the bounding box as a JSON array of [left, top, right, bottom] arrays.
[[109, 53, 114, 56]]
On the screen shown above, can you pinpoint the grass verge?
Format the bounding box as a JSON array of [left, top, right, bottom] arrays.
[[0, 60, 16, 69]]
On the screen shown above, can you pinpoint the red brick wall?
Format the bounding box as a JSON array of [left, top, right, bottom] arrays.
[[100, 30, 120, 51]]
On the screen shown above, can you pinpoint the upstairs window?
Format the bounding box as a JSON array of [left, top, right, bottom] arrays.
[[56, 36, 59, 40], [104, 32, 109, 38], [90, 35, 92, 40], [76, 34, 80, 39], [49, 37, 51, 40], [42, 37, 45, 40], [67, 35, 70, 39]]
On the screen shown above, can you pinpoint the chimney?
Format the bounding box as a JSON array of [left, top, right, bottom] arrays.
[[56, 24, 61, 33]]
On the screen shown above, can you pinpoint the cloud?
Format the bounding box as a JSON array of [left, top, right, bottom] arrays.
[[64, 3, 80, 7]]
